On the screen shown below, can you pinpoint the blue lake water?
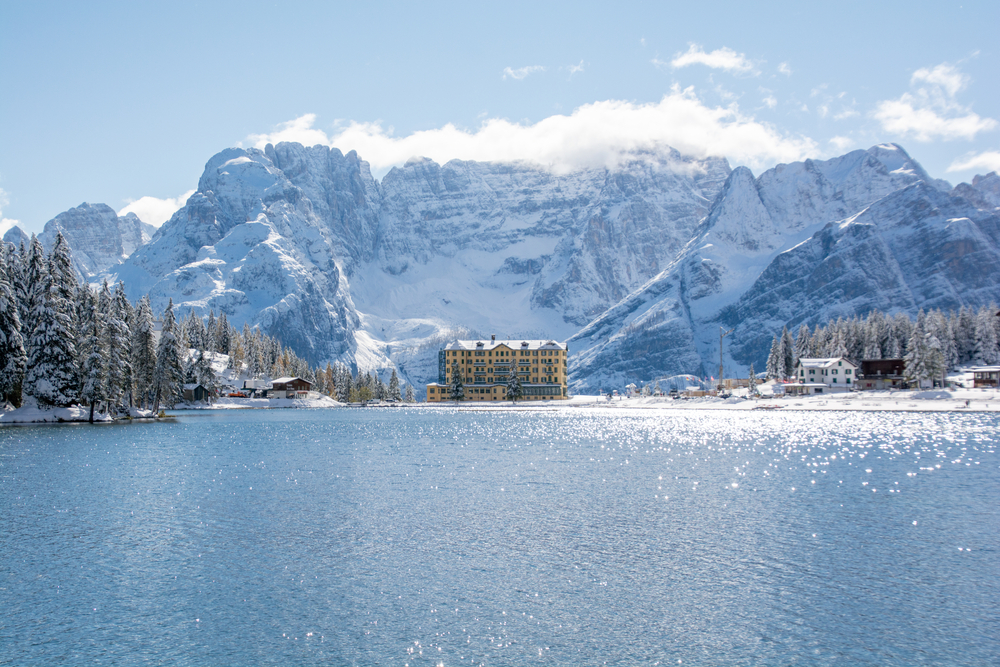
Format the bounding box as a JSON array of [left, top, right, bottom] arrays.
[[1, 407, 997, 666]]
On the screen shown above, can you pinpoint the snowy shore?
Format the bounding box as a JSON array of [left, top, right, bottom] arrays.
[[405, 389, 1000, 412], [0, 404, 157, 425], [173, 395, 343, 410], [557, 389, 1000, 412]]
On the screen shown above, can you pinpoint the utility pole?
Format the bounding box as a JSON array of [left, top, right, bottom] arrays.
[[719, 326, 734, 393]]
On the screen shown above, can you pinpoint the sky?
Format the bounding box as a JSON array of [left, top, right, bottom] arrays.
[[1, 0, 998, 235]]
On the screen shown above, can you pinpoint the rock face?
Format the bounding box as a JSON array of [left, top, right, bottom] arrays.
[[35, 203, 155, 279], [567, 144, 1000, 391], [100, 141, 999, 393], [3, 225, 30, 248], [116, 143, 730, 376]]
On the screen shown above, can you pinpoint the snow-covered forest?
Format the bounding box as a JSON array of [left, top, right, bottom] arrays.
[[0, 234, 413, 415], [764, 306, 1000, 383]]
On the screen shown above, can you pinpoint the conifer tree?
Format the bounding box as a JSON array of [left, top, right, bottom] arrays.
[[0, 243, 27, 407], [111, 283, 135, 409], [79, 312, 107, 423], [153, 299, 184, 412], [388, 369, 401, 402], [780, 326, 795, 378], [21, 236, 47, 342], [505, 364, 522, 402], [24, 248, 78, 406], [748, 362, 758, 397], [214, 313, 231, 355], [449, 360, 464, 400], [404, 383, 415, 403], [794, 324, 811, 362], [765, 335, 782, 380], [974, 305, 999, 364], [132, 296, 157, 409]]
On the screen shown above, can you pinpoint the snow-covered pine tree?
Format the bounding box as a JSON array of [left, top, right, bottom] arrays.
[[74, 285, 99, 390], [131, 296, 157, 409], [862, 311, 884, 360], [505, 364, 522, 402], [955, 306, 977, 364], [903, 320, 926, 387], [404, 383, 415, 403], [20, 236, 47, 343], [214, 313, 231, 355], [388, 369, 401, 402], [828, 326, 849, 359], [336, 364, 352, 403], [0, 243, 27, 407], [152, 299, 185, 412], [205, 311, 217, 353], [23, 250, 79, 406], [79, 310, 107, 423], [449, 360, 464, 401], [794, 324, 811, 362], [13, 240, 31, 327], [974, 305, 1000, 364], [765, 335, 781, 380], [653, 380, 661, 396], [111, 283, 135, 409], [780, 326, 795, 379], [748, 362, 758, 397], [49, 232, 79, 322]]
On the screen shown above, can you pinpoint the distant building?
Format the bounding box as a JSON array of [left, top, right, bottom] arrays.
[[426, 336, 568, 402], [858, 359, 906, 390], [971, 366, 1000, 388], [785, 357, 858, 395], [271, 377, 312, 398], [182, 383, 211, 402]]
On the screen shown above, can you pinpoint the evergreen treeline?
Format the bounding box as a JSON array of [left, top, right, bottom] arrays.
[[764, 306, 1000, 384], [0, 234, 416, 416]]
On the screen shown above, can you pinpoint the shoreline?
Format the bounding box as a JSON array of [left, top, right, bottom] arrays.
[[4, 388, 998, 424]]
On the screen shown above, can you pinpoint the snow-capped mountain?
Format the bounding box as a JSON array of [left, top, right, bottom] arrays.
[[79, 140, 999, 395], [9, 202, 157, 280], [114, 142, 730, 382], [567, 146, 998, 391]]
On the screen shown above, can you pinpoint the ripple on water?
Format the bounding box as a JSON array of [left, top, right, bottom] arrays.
[[0, 408, 997, 665]]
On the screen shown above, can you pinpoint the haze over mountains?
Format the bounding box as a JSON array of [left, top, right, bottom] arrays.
[[10, 142, 1000, 395]]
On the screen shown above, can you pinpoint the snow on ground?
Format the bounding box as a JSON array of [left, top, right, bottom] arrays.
[[174, 394, 343, 410], [554, 389, 1000, 412], [0, 403, 157, 424], [400, 389, 1000, 412]]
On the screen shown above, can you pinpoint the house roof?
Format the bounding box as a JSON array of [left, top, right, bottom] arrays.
[[271, 376, 310, 384], [444, 339, 567, 351], [795, 357, 856, 369]]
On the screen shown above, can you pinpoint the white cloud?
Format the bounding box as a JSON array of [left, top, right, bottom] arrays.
[[119, 189, 196, 227], [829, 136, 855, 152], [0, 188, 21, 238], [502, 65, 545, 80], [778, 62, 792, 76], [565, 60, 584, 76], [247, 87, 818, 175], [947, 150, 1000, 173], [873, 63, 997, 141], [669, 44, 757, 75], [762, 95, 777, 109]]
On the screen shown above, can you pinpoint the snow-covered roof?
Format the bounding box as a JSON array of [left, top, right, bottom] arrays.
[[444, 339, 567, 351], [796, 357, 856, 369], [971, 366, 1000, 372], [271, 376, 309, 384]]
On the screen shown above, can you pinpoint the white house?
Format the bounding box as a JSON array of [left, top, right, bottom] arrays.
[[786, 357, 858, 394]]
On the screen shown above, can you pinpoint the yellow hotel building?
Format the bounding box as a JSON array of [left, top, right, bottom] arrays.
[[426, 336, 569, 402]]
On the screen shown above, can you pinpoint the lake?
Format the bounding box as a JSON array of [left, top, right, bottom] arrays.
[[1, 407, 997, 665]]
